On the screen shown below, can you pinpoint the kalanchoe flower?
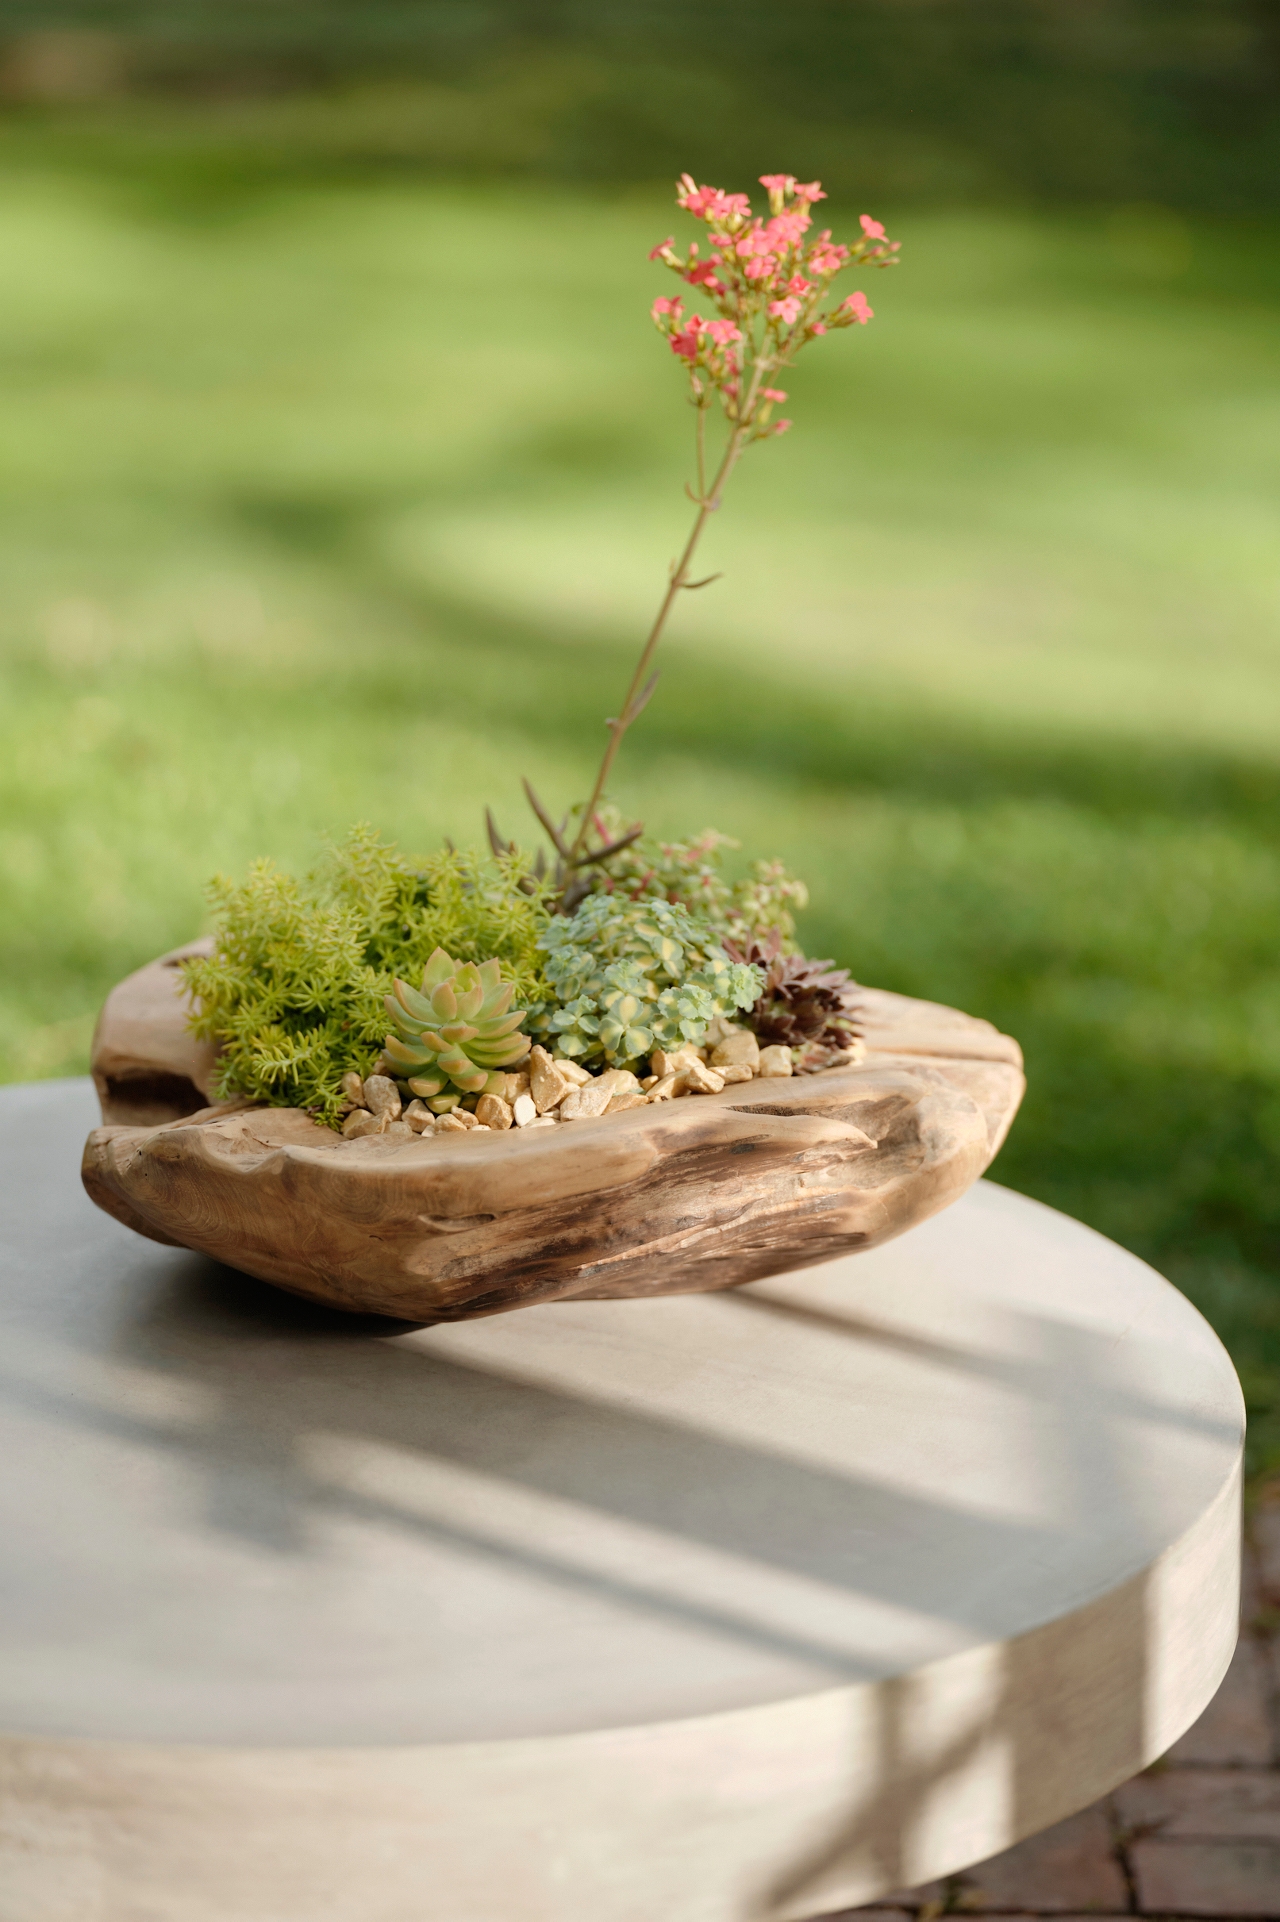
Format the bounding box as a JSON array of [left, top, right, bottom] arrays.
[[839, 290, 874, 325], [516, 170, 903, 887], [381, 948, 531, 1100], [648, 172, 899, 440]]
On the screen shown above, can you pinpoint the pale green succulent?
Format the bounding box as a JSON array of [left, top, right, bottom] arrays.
[[382, 947, 531, 1098], [528, 895, 762, 1068]]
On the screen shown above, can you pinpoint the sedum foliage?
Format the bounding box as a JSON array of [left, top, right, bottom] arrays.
[[182, 826, 551, 1125], [583, 807, 809, 948], [529, 893, 762, 1068]]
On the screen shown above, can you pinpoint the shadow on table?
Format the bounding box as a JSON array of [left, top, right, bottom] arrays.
[[6, 1201, 1239, 1915]]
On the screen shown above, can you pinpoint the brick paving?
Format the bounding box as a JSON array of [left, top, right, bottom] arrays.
[[826, 1488, 1280, 1920]]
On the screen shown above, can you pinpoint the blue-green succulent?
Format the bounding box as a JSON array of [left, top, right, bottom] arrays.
[[528, 894, 762, 1068]]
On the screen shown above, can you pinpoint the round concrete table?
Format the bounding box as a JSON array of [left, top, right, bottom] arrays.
[[0, 1080, 1242, 1922]]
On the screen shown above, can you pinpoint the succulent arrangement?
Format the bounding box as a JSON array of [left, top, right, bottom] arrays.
[[382, 951, 533, 1101], [724, 930, 863, 1070], [182, 171, 900, 1139]]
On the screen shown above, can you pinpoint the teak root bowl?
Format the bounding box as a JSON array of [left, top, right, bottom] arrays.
[[82, 942, 1025, 1323]]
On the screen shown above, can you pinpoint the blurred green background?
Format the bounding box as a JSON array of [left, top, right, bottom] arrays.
[[2, 4, 1279, 1467]]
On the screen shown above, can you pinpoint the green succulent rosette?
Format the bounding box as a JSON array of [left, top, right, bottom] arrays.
[[382, 947, 531, 1098], [527, 894, 762, 1068]]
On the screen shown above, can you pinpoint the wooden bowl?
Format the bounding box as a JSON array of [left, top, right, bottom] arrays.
[[81, 942, 1024, 1322]]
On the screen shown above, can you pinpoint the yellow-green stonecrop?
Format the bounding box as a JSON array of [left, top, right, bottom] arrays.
[[382, 947, 531, 1099]]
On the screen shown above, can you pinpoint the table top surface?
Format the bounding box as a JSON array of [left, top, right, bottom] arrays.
[[0, 1078, 1243, 1749]]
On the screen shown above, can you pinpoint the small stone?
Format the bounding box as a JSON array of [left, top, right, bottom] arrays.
[[597, 1067, 641, 1097], [403, 1099, 434, 1133], [646, 1074, 680, 1102], [528, 1046, 572, 1114], [710, 1029, 760, 1071], [450, 1107, 479, 1129], [553, 1057, 591, 1086], [362, 1075, 402, 1119], [718, 1064, 754, 1084], [702, 1015, 741, 1049], [639, 1075, 659, 1090], [434, 1112, 469, 1134], [342, 1109, 379, 1139], [476, 1093, 513, 1131], [512, 1092, 538, 1128], [524, 1115, 558, 1129], [757, 1045, 794, 1078], [471, 1124, 491, 1132], [341, 1071, 365, 1108], [560, 1077, 614, 1120], [606, 1092, 648, 1114], [382, 1120, 414, 1140], [650, 1044, 704, 1080], [677, 1057, 725, 1095], [796, 1039, 865, 1074], [502, 1071, 531, 1105]]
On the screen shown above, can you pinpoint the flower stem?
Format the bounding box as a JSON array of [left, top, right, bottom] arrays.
[[567, 415, 751, 863]]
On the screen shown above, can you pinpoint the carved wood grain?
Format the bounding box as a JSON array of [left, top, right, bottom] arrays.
[[82, 944, 1025, 1321]]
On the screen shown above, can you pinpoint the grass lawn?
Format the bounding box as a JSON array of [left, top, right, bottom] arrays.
[[2, 133, 1279, 1468]]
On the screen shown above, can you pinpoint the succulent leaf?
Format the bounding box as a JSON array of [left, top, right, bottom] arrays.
[[528, 895, 762, 1068], [383, 946, 531, 1097], [726, 930, 862, 1066]]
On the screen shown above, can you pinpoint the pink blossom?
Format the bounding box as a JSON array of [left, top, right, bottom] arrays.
[[841, 290, 874, 323], [787, 275, 813, 295], [704, 318, 742, 344], [649, 236, 675, 260], [762, 387, 788, 402], [676, 174, 719, 217], [743, 255, 776, 280], [773, 418, 794, 433], [758, 173, 796, 193], [669, 327, 702, 361], [765, 211, 810, 247], [651, 296, 683, 319], [807, 230, 849, 275], [859, 215, 887, 240], [809, 321, 827, 334], [679, 175, 753, 222], [685, 258, 722, 288], [794, 181, 827, 203], [768, 296, 802, 324], [735, 225, 773, 258]]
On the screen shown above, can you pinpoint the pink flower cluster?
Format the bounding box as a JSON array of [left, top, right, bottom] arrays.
[[649, 172, 899, 436]]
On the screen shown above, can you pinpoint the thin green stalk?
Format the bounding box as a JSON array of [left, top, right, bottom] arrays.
[[567, 417, 750, 863]]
